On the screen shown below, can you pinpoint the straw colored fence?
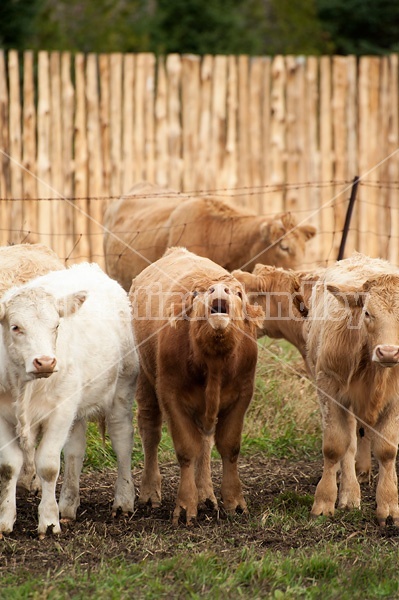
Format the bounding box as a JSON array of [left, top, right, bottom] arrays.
[[0, 50, 399, 268]]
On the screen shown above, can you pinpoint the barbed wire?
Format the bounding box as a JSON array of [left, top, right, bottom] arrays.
[[1, 178, 399, 267]]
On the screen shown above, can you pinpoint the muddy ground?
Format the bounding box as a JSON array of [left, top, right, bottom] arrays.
[[1, 455, 398, 577]]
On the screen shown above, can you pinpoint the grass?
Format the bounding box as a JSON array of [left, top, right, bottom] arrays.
[[3, 543, 399, 599], [4, 339, 399, 599], [84, 338, 321, 471]]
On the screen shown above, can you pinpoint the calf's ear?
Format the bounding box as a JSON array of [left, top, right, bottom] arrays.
[[299, 224, 316, 241], [327, 284, 365, 308], [231, 270, 259, 291], [260, 219, 285, 243], [245, 302, 265, 328], [58, 291, 88, 317]]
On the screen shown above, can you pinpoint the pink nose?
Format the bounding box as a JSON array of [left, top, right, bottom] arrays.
[[375, 345, 399, 364], [33, 356, 57, 373]]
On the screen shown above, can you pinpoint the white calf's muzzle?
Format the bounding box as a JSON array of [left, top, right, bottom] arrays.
[[30, 355, 58, 378]]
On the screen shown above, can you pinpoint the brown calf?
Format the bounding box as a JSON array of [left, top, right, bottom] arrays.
[[130, 247, 263, 524]]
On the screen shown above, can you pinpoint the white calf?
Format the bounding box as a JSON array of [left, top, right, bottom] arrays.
[[0, 263, 139, 538]]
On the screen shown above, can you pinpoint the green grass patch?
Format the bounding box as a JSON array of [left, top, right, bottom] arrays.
[[3, 544, 399, 599]]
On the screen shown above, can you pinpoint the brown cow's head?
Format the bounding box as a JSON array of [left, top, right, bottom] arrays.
[[169, 278, 264, 336], [327, 274, 399, 368], [250, 213, 316, 272], [232, 265, 312, 335]]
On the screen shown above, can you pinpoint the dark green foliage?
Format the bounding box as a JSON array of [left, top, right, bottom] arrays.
[[317, 0, 399, 55], [0, 0, 42, 50], [1, 0, 399, 57], [148, 0, 262, 55]]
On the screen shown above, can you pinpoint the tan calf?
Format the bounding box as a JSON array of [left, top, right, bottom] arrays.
[[307, 253, 399, 525], [104, 181, 316, 291]]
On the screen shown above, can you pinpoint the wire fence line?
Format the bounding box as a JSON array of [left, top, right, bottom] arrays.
[[0, 179, 397, 269]]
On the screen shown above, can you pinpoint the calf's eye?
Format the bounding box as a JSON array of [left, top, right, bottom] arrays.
[[279, 242, 289, 252], [11, 325, 21, 333]]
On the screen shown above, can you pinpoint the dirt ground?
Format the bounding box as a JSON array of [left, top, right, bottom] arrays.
[[1, 455, 398, 577]]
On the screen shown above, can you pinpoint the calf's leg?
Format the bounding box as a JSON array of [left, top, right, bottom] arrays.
[[372, 415, 399, 526], [137, 372, 162, 507], [355, 427, 372, 483], [161, 397, 202, 525], [0, 419, 23, 537], [195, 435, 217, 508], [106, 376, 135, 515], [59, 418, 87, 521], [338, 411, 361, 509], [311, 380, 360, 517], [214, 390, 253, 515], [35, 409, 76, 538]]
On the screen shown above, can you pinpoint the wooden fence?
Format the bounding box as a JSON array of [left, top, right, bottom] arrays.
[[0, 50, 399, 268]]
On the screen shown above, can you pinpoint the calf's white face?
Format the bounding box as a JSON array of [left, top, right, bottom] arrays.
[[0, 287, 87, 381]]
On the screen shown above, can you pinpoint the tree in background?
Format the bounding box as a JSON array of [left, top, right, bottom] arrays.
[[148, 0, 262, 55], [0, 0, 42, 50], [316, 0, 399, 55], [1, 0, 399, 55]]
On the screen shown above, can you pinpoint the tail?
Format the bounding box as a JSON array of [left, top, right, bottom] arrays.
[[15, 384, 36, 482], [201, 371, 221, 435]]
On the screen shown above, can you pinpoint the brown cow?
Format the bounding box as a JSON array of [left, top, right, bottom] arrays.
[[130, 247, 264, 524], [103, 181, 317, 291], [307, 253, 399, 525], [234, 263, 375, 483], [232, 264, 321, 361]]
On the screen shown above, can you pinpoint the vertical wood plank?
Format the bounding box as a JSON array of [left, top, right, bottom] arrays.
[[345, 55, 358, 257], [270, 55, 286, 212], [378, 56, 390, 259], [109, 53, 123, 198], [155, 56, 168, 188], [197, 55, 213, 190], [285, 56, 300, 216], [225, 56, 238, 194], [0, 50, 10, 246], [210, 55, 227, 192], [261, 57, 272, 213], [332, 56, 348, 259], [237, 55, 250, 205], [181, 54, 200, 191], [144, 53, 156, 183], [248, 57, 263, 212], [166, 54, 182, 190], [86, 53, 105, 267], [8, 50, 23, 244], [72, 52, 90, 263], [122, 53, 135, 194], [22, 50, 38, 244], [37, 51, 53, 248], [358, 57, 380, 258], [388, 55, 399, 264], [133, 53, 146, 183], [99, 54, 111, 200], [305, 56, 320, 266], [319, 56, 335, 264], [367, 57, 381, 258], [50, 51, 64, 257], [61, 52, 75, 262]]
